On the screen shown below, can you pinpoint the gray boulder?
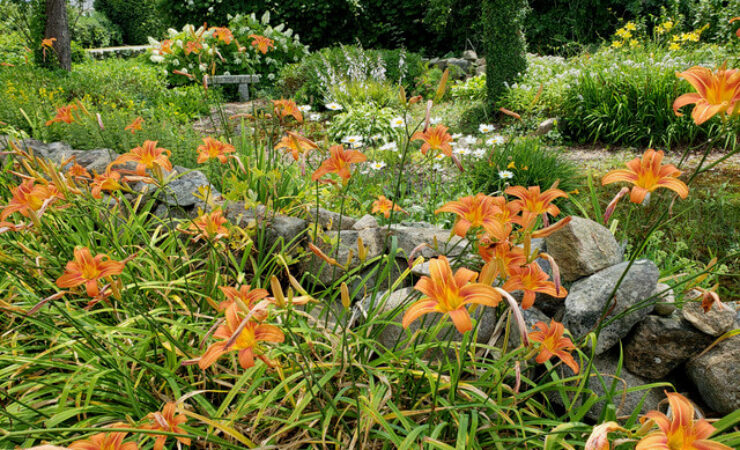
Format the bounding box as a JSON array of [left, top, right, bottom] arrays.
[[352, 214, 378, 230], [71, 149, 117, 174], [624, 314, 712, 379], [687, 335, 740, 414], [652, 283, 676, 316], [535, 118, 558, 136], [445, 58, 471, 74], [681, 301, 736, 337], [388, 225, 468, 259], [462, 50, 478, 61], [358, 288, 497, 351], [545, 216, 622, 282], [224, 202, 307, 251], [305, 207, 356, 230], [563, 260, 659, 354], [158, 166, 220, 207], [304, 228, 386, 285]]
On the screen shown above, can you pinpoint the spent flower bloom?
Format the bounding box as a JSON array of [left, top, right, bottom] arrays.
[[602, 149, 689, 204], [528, 320, 579, 373], [186, 209, 229, 242], [55, 247, 126, 298], [636, 391, 732, 450], [402, 256, 502, 333], [197, 137, 235, 164]]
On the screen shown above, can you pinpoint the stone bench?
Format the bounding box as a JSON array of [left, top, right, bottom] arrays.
[[205, 74, 261, 101]]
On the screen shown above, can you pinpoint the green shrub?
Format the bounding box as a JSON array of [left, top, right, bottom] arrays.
[[483, 0, 527, 108], [147, 12, 308, 92], [326, 79, 400, 109], [94, 0, 164, 44], [457, 101, 494, 135], [327, 104, 400, 143], [278, 45, 423, 107], [467, 137, 581, 195], [71, 10, 123, 48]]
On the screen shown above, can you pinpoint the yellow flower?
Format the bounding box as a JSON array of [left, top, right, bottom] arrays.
[[625, 22, 636, 31], [629, 39, 639, 48], [663, 21, 674, 31], [611, 40, 624, 49], [669, 42, 681, 51]]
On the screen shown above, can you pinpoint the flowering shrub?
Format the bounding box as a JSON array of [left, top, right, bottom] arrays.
[[147, 11, 307, 86]]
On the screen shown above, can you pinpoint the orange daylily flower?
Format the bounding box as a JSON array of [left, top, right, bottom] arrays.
[[68, 163, 91, 179], [505, 184, 567, 230], [141, 402, 191, 450], [674, 64, 740, 125], [90, 168, 123, 199], [478, 240, 526, 276], [529, 320, 579, 373], [411, 124, 453, 156], [311, 145, 366, 181], [217, 284, 270, 319], [184, 40, 202, 55], [46, 104, 77, 126], [41, 37, 56, 49], [124, 117, 143, 134], [274, 131, 318, 160], [69, 426, 138, 450], [112, 140, 173, 177], [402, 256, 502, 333], [157, 39, 173, 55], [436, 193, 507, 239], [249, 34, 274, 54], [1, 180, 62, 220], [371, 195, 405, 218], [272, 99, 303, 123], [211, 27, 234, 44], [199, 304, 284, 369], [502, 262, 567, 309], [602, 149, 689, 204], [637, 391, 732, 450], [732, 17, 740, 38], [186, 209, 229, 242], [197, 137, 235, 164], [55, 247, 126, 298]]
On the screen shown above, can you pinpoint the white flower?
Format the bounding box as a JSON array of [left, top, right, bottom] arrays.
[[370, 134, 383, 141], [150, 54, 164, 63], [454, 147, 471, 156], [380, 142, 398, 152], [368, 161, 386, 170], [199, 63, 207, 72], [172, 59, 180, 67], [298, 105, 312, 112], [342, 135, 363, 146], [479, 124, 495, 133], [430, 116, 441, 125], [434, 154, 445, 160], [461, 135, 477, 146], [223, 71, 230, 76], [498, 170, 514, 180], [452, 133, 463, 140], [180, 68, 188, 74], [267, 73, 275, 81], [486, 135, 505, 146], [432, 163, 443, 171], [309, 113, 321, 121], [326, 102, 343, 111], [473, 149, 486, 158], [390, 117, 405, 128]]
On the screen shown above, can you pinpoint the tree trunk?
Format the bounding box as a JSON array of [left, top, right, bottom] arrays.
[[45, 0, 71, 71]]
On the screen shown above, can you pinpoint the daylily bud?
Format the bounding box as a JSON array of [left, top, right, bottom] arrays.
[[340, 282, 350, 309]]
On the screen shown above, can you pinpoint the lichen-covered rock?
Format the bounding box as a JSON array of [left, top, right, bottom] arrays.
[[563, 260, 658, 354], [545, 216, 622, 282], [624, 314, 712, 379], [388, 225, 468, 259], [687, 335, 740, 414], [652, 283, 676, 316], [305, 207, 356, 230], [352, 214, 378, 230]]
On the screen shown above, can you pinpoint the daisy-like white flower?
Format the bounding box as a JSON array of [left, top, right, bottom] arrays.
[[430, 116, 442, 125], [434, 153, 446, 161], [390, 117, 405, 128], [461, 135, 477, 146], [473, 149, 486, 158], [499, 170, 514, 180], [298, 105, 312, 112], [309, 113, 321, 121], [452, 133, 463, 140], [368, 161, 387, 170], [487, 135, 505, 146], [479, 124, 495, 133], [342, 135, 364, 148], [370, 134, 383, 141], [326, 102, 343, 111], [454, 147, 471, 156], [380, 142, 398, 152]]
